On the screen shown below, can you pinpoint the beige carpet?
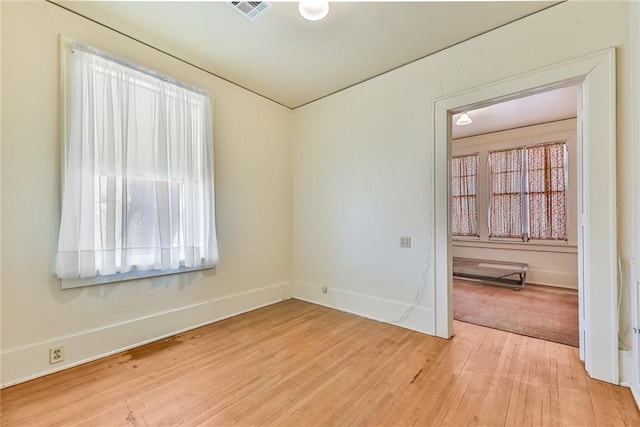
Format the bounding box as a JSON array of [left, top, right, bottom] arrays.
[[453, 278, 579, 347]]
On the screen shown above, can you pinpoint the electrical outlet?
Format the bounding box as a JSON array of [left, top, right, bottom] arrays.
[[322, 285, 328, 294], [50, 346, 64, 364], [400, 236, 412, 248]]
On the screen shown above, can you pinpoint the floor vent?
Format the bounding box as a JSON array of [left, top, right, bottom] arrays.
[[228, 2, 272, 21]]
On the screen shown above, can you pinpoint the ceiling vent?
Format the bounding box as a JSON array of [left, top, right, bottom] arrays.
[[228, 2, 272, 21]]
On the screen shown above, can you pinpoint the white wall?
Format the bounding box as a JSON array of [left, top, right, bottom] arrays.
[[292, 2, 633, 339], [1, 1, 292, 386], [452, 119, 578, 289]]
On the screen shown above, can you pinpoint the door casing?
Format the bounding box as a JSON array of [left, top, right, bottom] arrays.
[[433, 49, 618, 384]]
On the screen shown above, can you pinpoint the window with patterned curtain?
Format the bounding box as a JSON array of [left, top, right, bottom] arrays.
[[488, 148, 523, 238], [487, 141, 568, 241], [526, 142, 567, 240], [451, 154, 479, 237]]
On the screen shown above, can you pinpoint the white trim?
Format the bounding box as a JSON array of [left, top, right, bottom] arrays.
[[632, 387, 640, 415], [434, 49, 618, 384], [453, 240, 577, 254], [620, 349, 632, 387], [631, 258, 640, 407], [1, 281, 291, 388], [293, 281, 434, 335], [576, 78, 586, 362], [62, 265, 216, 289], [630, 0, 640, 410]]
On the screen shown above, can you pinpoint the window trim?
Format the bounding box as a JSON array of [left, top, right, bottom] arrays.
[[62, 265, 214, 289]]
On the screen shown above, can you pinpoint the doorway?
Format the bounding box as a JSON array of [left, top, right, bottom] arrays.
[[433, 50, 618, 384], [448, 86, 580, 347]]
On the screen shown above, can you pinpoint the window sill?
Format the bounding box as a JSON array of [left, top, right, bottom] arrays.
[[451, 236, 481, 241], [452, 238, 577, 254], [61, 265, 216, 290]]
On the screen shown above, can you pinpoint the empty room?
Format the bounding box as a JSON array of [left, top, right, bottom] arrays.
[[450, 88, 581, 348], [2, 0, 640, 425]]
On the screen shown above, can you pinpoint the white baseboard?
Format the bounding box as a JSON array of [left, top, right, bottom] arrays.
[[1, 281, 291, 388], [293, 281, 434, 335], [620, 349, 640, 410], [526, 269, 578, 289], [619, 349, 632, 387], [632, 383, 640, 412]]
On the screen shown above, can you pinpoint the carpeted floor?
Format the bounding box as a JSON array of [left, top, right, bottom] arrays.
[[453, 278, 579, 347]]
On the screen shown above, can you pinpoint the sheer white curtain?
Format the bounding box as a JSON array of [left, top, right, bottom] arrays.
[[56, 43, 218, 279]]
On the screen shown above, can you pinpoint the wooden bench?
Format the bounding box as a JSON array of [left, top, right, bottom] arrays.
[[453, 257, 528, 289]]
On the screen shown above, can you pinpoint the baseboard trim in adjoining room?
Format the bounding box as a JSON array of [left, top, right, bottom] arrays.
[[1, 281, 291, 388]]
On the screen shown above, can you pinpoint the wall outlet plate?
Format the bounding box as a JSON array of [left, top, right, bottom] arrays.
[[50, 346, 64, 364]]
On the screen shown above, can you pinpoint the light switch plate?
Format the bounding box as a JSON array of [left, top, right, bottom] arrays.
[[400, 236, 411, 248]]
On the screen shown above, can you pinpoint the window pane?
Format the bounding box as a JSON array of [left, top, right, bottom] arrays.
[[488, 148, 523, 238], [526, 142, 567, 240], [451, 154, 479, 237]]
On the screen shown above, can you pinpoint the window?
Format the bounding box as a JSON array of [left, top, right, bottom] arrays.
[[488, 141, 567, 241], [526, 142, 567, 240], [56, 41, 218, 281], [451, 154, 479, 237], [488, 148, 524, 238]]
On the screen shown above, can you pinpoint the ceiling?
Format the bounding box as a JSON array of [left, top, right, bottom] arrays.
[[53, 1, 560, 109], [452, 85, 578, 139]]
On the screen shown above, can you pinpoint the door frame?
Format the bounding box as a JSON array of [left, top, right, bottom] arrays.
[[433, 49, 618, 384], [632, 259, 640, 403]]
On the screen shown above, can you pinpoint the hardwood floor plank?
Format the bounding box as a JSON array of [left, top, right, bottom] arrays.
[[1, 300, 638, 426]]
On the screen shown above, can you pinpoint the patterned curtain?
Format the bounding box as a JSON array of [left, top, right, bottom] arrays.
[[488, 148, 523, 238], [526, 142, 567, 240], [451, 154, 478, 237]]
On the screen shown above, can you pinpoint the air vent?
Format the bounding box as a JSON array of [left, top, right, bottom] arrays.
[[229, 2, 272, 21]]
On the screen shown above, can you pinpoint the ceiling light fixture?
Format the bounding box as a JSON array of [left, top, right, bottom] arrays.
[[299, 0, 329, 21], [456, 112, 473, 126]]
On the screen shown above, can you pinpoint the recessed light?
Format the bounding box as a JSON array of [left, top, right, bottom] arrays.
[[299, 0, 329, 21]]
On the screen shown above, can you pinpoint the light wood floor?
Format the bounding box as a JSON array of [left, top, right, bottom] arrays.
[[2, 300, 638, 426]]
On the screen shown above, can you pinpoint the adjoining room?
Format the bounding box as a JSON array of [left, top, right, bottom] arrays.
[[450, 87, 580, 348]]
